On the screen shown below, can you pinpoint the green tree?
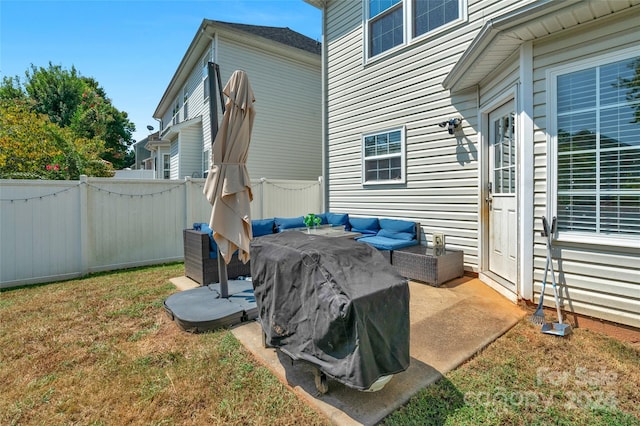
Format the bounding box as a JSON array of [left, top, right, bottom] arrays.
[[70, 80, 135, 168], [24, 63, 85, 127], [2, 63, 136, 170], [0, 76, 27, 101], [0, 100, 113, 179]]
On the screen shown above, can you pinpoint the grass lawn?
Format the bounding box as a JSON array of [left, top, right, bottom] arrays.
[[1, 263, 638, 425]]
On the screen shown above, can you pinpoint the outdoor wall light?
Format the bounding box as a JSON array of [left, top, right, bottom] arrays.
[[438, 118, 462, 134]]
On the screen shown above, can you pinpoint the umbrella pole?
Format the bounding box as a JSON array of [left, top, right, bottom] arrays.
[[209, 62, 230, 299], [217, 248, 229, 298]]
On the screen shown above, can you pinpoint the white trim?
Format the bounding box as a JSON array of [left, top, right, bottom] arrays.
[[479, 273, 519, 303], [361, 126, 407, 185], [518, 41, 534, 301], [546, 46, 640, 247], [364, 0, 467, 64], [478, 88, 517, 290]]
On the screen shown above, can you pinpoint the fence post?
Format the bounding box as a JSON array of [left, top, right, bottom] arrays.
[[185, 177, 192, 229], [79, 175, 89, 276]]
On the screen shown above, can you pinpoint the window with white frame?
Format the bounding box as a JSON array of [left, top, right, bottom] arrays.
[[362, 128, 405, 184], [366, 0, 464, 58], [183, 86, 189, 120], [202, 149, 209, 176], [163, 153, 171, 180], [552, 54, 640, 238], [172, 98, 180, 125]]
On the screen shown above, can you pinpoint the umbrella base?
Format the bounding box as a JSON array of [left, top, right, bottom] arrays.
[[164, 280, 257, 333]]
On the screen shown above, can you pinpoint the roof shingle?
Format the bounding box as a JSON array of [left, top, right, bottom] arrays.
[[210, 20, 321, 55]]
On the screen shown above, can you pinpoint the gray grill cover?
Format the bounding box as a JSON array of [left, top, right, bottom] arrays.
[[250, 231, 410, 390]]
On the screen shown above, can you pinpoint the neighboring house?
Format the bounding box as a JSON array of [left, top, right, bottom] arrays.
[[305, 0, 639, 328], [151, 20, 321, 181], [131, 136, 153, 171]]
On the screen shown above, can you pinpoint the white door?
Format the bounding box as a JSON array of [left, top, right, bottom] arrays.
[[488, 101, 517, 285]]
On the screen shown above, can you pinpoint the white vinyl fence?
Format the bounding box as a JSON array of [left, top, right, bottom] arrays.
[[0, 176, 323, 288]]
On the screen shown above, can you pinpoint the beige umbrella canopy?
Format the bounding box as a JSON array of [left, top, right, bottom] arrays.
[[203, 70, 256, 265]]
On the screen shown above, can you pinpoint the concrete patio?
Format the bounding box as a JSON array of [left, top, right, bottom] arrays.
[[171, 275, 526, 425]]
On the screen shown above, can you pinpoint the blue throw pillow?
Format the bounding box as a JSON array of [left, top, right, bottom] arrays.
[[199, 223, 217, 252], [325, 212, 350, 230], [199, 223, 213, 237], [252, 218, 275, 237], [193, 223, 202, 231], [274, 216, 305, 232], [349, 217, 379, 234], [315, 213, 328, 225], [379, 218, 415, 235], [378, 228, 415, 241]]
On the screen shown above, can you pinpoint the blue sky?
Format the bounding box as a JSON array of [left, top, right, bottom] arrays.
[[0, 0, 322, 144]]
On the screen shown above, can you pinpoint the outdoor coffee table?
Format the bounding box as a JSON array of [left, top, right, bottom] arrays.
[[392, 245, 464, 286], [287, 225, 362, 239]]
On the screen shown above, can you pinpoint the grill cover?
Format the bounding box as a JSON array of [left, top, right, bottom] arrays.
[[250, 231, 410, 390]]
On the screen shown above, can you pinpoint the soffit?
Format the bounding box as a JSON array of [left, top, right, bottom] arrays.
[[444, 0, 640, 91], [159, 116, 203, 140]]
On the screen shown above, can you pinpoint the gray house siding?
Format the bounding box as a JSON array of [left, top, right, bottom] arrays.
[[530, 11, 640, 327], [178, 126, 204, 178], [315, 0, 639, 328], [215, 37, 322, 180], [153, 21, 321, 182], [169, 141, 179, 180], [323, 0, 526, 269]]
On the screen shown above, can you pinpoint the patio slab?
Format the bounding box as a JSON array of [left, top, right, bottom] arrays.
[[230, 276, 526, 425]]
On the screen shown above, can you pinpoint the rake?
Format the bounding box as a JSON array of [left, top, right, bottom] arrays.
[[540, 216, 572, 336], [530, 255, 548, 325], [530, 216, 553, 325]]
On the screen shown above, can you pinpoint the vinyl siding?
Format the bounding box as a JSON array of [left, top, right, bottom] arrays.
[[178, 126, 203, 179], [324, 0, 531, 270], [530, 10, 640, 328], [170, 141, 179, 180], [324, 0, 639, 327], [216, 37, 322, 180], [156, 34, 321, 182]]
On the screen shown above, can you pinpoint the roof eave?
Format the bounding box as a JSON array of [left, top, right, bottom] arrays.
[[443, 0, 582, 91], [153, 20, 210, 118], [303, 0, 326, 9]]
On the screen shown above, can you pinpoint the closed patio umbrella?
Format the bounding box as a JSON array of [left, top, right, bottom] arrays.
[[203, 69, 256, 296]]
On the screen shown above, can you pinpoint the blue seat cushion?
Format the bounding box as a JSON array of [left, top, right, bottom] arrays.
[[357, 235, 418, 251], [349, 217, 379, 235], [378, 228, 415, 241], [252, 218, 275, 237], [324, 212, 350, 230], [378, 218, 416, 236], [275, 216, 305, 232]]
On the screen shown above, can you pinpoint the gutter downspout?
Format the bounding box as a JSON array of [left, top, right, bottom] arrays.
[[321, 1, 329, 212]]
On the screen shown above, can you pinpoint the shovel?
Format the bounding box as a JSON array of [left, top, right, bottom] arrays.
[[540, 216, 572, 337]]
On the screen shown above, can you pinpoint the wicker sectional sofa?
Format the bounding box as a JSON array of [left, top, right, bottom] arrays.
[[184, 213, 420, 286]]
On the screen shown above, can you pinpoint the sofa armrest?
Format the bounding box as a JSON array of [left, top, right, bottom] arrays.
[[184, 229, 209, 260], [183, 229, 212, 285]]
